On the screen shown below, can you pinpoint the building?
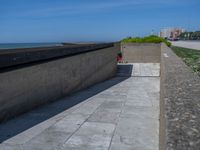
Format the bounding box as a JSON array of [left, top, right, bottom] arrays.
[[159, 28, 185, 40]]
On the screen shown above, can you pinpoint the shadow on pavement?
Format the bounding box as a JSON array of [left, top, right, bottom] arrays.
[[117, 64, 133, 77], [0, 64, 132, 143]]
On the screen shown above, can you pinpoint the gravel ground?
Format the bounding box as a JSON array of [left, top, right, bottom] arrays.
[[160, 44, 200, 149]]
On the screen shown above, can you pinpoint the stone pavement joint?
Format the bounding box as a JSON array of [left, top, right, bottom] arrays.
[[0, 63, 160, 150]]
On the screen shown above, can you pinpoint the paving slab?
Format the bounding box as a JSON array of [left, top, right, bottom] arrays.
[[0, 63, 160, 150], [118, 63, 160, 77], [60, 122, 115, 150], [87, 109, 120, 124]]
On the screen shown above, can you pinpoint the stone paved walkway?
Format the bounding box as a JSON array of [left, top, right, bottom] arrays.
[[0, 63, 160, 150]]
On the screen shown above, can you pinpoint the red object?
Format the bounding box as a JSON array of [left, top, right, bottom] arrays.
[[117, 56, 122, 62]]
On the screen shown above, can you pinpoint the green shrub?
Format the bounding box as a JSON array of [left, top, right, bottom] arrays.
[[121, 35, 171, 47]]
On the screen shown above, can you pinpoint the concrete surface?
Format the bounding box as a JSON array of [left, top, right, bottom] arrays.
[[0, 44, 119, 122], [160, 43, 200, 150], [171, 41, 200, 50], [121, 43, 161, 63], [0, 43, 114, 69], [0, 63, 160, 150], [122, 63, 160, 77]]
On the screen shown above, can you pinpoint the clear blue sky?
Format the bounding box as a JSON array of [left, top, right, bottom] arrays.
[[0, 0, 200, 43]]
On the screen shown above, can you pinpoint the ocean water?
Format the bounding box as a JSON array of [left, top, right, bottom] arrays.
[[0, 43, 63, 50]]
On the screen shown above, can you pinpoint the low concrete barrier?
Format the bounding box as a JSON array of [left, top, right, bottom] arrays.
[[0, 43, 120, 122], [160, 43, 200, 150], [121, 43, 161, 63]]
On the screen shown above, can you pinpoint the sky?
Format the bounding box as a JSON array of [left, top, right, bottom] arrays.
[[0, 0, 200, 43]]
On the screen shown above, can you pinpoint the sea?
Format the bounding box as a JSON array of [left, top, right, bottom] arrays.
[[0, 43, 63, 50]]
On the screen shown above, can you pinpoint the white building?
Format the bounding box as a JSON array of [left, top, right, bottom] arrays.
[[159, 28, 185, 39]]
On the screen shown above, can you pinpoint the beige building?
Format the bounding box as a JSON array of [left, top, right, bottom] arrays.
[[160, 28, 185, 39]]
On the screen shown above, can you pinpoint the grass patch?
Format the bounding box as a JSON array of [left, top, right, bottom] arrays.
[[121, 35, 171, 47], [171, 46, 200, 76]]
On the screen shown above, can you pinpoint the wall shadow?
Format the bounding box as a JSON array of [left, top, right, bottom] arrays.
[[117, 64, 133, 77], [0, 64, 133, 143]]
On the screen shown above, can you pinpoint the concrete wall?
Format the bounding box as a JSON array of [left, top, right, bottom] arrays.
[[160, 43, 200, 150], [121, 43, 161, 63], [0, 43, 119, 122]]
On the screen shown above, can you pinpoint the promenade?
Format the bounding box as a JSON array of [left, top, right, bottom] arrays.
[[171, 41, 200, 50], [0, 63, 160, 150]]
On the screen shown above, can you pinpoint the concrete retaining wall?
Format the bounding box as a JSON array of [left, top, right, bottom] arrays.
[[160, 43, 200, 150], [121, 43, 161, 63], [0, 43, 119, 122]]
